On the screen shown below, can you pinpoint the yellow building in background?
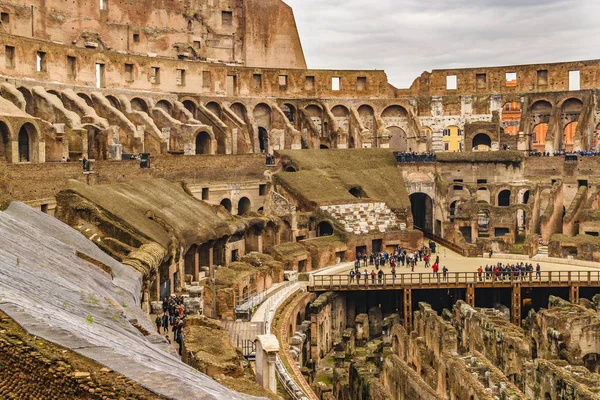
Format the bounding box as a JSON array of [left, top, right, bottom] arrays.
[[442, 126, 462, 151]]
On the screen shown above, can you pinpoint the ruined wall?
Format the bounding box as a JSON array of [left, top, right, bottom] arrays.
[[310, 292, 347, 360]]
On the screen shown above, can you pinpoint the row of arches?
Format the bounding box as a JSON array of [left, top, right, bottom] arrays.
[[0, 121, 38, 163], [219, 197, 252, 216]]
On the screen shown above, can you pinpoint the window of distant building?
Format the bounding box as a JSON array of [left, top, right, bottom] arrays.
[[36, 51, 46, 72], [505, 72, 517, 87], [446, 75, 457, 90], [5, 45, 15, 69], [476, 73, 486, 89], [537, 70, 548, 86], [332, 77, 341, 91], [357, 76, 367, 91], [569, 70, 581, 91]]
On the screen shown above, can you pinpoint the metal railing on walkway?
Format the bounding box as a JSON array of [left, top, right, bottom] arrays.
[[309, 270, 600, 291]]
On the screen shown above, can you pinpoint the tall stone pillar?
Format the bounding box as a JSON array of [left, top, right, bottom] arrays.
[[255, 335, 280, 394]]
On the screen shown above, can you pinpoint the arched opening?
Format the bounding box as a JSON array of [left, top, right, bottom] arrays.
[[195, 132, 211, 155], [18, 123, 34, 162], [533, 123, 548, 152], [0, 121, 11, 162], [220, 198, 232, 212], [285, 166, 296, 172], [77, 93, 94, 107], [155, 100, 173, 114], [319, 144, 329, 149], [258, 127, 268, 153], [472, 133, 492, 151], [317, 221, 334, 237], [206, 101, 222, 119], [17, 87, 35, 116], [498, 190, 511, 207], [357, 105, 375, 135], [502, 101, 521, 136], [519, 189, 530, 205], [450, 201, 457, 217], [230, 103, 247, 121], [583, 353, 600, 373], [237, 197, 251, 216], [305, 104, 323, 137], [182, 100, 197, 118], [348, 136, 355, 149], [349, 187, 364, 198], [184, 245, 197, 277], [564, 122, 577, 152], [106, 95, 122, 111], [130, 98, 149, 113], [388, 126, 408, 151], [382, 105, 408, 118], [442, 125, 461, 152], [476, 188, 491, 204], [477, 210, 490, 236], [409, 193, 433, 232], [561, 98, 583, 113], [331, 105, 350, 135], [282, 104, 296, 124]]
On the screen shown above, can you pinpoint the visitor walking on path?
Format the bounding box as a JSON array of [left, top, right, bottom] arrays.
[[442, 266, 448, 282]]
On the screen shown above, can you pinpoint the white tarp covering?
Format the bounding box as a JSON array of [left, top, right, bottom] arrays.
[[0, 202, 261, 399]]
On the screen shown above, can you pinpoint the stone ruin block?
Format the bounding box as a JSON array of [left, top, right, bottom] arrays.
[[342, 328, 356, 357], [183, 297, 202, 315], [381, 314, 401, 345], [368, 307, 383, 338], [355, 314, 370, 345], [150, 301, 162, 315]]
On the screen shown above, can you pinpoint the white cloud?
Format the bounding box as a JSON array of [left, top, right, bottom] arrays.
[[285, 0, 600, 87]]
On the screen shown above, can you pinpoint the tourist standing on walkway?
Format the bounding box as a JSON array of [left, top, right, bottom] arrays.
[[477, 266, 483, 282], [377, 269, 384, 284], [424, 254, 430, 268], [536, 263, 541, 279], [349, 269, 355, 284], [155, 315, 162, 333], [363, 269, 369, 285], [370, 270, 376, 284], [354, 259, 360, 273], [442, 266, 448, 282], [161, 312, 169, 334], [432, 263, 439, 277]]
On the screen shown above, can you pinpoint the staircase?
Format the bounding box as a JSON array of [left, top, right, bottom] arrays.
[[320, 202, 399, 235]]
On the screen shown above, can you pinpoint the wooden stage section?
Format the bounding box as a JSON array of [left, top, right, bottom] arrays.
[[308, 270, 600, 328]]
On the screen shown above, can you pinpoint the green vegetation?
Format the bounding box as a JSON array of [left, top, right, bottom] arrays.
[[437, 151, 524, 164]]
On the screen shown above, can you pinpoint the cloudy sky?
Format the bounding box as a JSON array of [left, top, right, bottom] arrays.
[[285, 0, 599, 88]]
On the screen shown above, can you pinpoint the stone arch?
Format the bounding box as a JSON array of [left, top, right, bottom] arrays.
[[0, 120, 12, 162], [560, 98, 583, 112], [358, 104, 375, 133], [220, 198, 232, 213], [230, 102, 247, 121], [237, 197, 251, 216], [77, 93, 94, 107], [381, 105, 408, 119], [319, 144, 329, 149], [583, 353, 600, 373], [253, 103, 271, 129], [409, 193, 433, 231], [182, 100, 198, 118], [17, 122, 37, 163], [305, 104, 323, 137], [331, 104, 349, 117], [317, 221, 334, 237], [476, 188, 491, 204], [195, 131, 211, 155], [17, 87, 34, 115], [105, 95, 122, 111], [472, 133, 492, 151], [155, 100, 173, 114], [131, 97, 149, 113], [498, 189, 511, 207], [282, 103, 296, 124], [388, 126, 408, 151], [206, 101, 222, 119], [530, 100, 553, 112], [285, 166, 297, 172]]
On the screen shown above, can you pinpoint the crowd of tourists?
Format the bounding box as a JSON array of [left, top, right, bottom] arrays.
[[528, 150, 600, 157], [155, 295, 186, 355], [395, 152, 437, 163], [477, 262, 541, 281], [349, 243, 450, 284]]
